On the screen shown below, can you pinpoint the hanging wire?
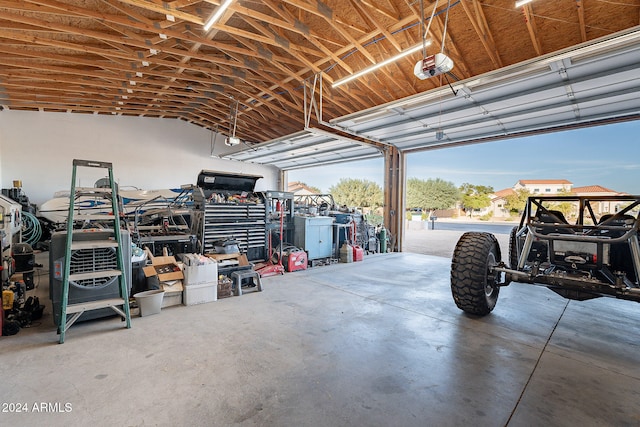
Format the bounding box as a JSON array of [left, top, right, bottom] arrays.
[[210, 123, 219, 156], [420, 0, 425, 58], [421, 0, 440, 59], [441, 0, 452, 53], [437, 0, 454, 140], [229, 99, 239, 138]]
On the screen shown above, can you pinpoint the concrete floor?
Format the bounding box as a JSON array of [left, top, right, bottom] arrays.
[[2, 236, 640, 426]]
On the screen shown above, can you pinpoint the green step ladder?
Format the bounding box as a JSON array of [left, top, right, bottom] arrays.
[[57, 159, 131, 344]]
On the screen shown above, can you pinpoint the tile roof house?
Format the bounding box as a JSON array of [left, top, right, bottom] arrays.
[[514, 179, 573, 194], [488, 181, 623, 218], [572, 185, 619, 195], [287, 181, 319, 195]]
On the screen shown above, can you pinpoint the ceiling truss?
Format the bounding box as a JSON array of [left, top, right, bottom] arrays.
[[0, 0, 638, 145]]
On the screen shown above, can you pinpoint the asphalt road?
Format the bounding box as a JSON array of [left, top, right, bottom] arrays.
[[428, 221, 516, 235]]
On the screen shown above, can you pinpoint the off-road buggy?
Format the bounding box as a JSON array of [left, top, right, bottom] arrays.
[[450, 195, 640, 315]]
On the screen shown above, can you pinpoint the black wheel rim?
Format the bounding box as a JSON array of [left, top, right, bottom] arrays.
[[485, 250, 499, 297]]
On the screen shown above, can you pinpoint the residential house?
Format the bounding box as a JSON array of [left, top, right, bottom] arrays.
[[489, 180, 573, 218], [572, 185, 623, 215], [489, 181, 623, 218], [514, 179, 573, 195], [287, 181, 318, 195], [487, 188, 516, 218]]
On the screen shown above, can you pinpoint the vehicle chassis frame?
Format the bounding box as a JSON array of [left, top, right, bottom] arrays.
[[493, 195, 640, 302]]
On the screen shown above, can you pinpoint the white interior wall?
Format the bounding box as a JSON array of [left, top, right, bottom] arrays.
[[0, 110, 280, 207]]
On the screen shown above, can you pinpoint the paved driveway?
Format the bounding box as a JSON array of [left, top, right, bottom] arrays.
[[403, 222, 511, 259]]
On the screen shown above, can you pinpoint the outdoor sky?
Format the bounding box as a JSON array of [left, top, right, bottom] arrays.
[[287, 120, 640, 195]]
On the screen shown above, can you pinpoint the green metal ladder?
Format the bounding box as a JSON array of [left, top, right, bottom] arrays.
[[58, 159, 131, 344]]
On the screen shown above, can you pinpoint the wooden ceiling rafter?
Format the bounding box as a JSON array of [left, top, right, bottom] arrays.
[[1, 92, 187, 113], [186, 19, 332, 130], [459, 0, 502, 69], [0, 68, 213, 109], [192, 73, 307, 134], [229, 15, 322, 74], [320, 15, 421, 88], [349, 0, 402, 52], [522, 3, 543, 56], [223, 3, 366, 117], [169, 0, 208, 8], [15, 0, 287, 72], [230, 2, 334, 48], [0, 15, 302, 123], [280, 0, 377, 64], [110, 0, 204, 25], [361, 0, 400, 21], [99, 0, 157, 26], [261, 0, 354, 73], [0, 41, 254, 96], [1, 0, 637, 142], [575, 0, 587, 42], [0, 78, 117, 98], [282, 0, 370, 36], [146, 5, 234, 129], [0, 9, 275, 75], [133, 0, 412, 118], [370, 40, 415, 98], [215, 35, 306, 110]]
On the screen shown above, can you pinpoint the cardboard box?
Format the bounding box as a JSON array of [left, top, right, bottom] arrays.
[[183, 282, 217, 305], [181, 254, 218, 286], [184, 263, 217, 286], [143, 255, 184, 282], [162, 280, 183, 293], [205, 253, 250, 266]]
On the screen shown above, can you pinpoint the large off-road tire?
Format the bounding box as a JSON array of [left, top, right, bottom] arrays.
[[503, 226, 522, 286], [451, 232, 502, 316], [509, 226, 519, 269]]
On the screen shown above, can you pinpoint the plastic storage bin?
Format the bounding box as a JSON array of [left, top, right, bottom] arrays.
[[133, 289, 164, 316], [183, 282, 217, 305]]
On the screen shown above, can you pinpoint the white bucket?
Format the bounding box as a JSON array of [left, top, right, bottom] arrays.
[[133, 289, 164, 317]]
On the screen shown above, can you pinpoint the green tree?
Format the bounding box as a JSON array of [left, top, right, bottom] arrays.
[[329, 178, 382, 208], [549, 188, 576, 220], [459, 183, 494, 217], [505, 188, 531, 215], [406, 178, 459, 211]]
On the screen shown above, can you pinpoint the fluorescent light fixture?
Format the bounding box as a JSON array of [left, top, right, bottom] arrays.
[[332, 42, 428, 88], [515, 0, 533, 7], [203, 0, 234, 31]]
